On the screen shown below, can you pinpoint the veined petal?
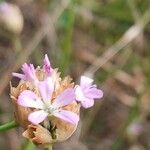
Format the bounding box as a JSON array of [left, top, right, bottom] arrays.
[[21, 63, 30, 75], [28, 110, 48, 125], [18, 90, 44, 109], [80, 76, 93, 88], [12, 72, 25, 80], [85, 88, 103, 99], [29, 64, 36, 77], [21, 63, 37, 81], [53, 110, 79, 124], [52, 88, 75, 108], [38, 77, 54, 103]]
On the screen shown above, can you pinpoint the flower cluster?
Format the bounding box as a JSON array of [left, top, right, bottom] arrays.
[[10, 54, 103, 144]]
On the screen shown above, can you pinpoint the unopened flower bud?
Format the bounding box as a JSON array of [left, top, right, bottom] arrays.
[[0, 2, 23, 34]]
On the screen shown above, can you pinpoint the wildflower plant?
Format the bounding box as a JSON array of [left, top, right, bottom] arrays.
[[0, 54, 103, 149]]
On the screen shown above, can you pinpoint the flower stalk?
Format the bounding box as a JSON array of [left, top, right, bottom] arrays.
[[44, 145, 52, 150], [0, 120, 19, 132]]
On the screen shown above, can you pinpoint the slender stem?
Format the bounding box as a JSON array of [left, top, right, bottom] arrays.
[[13, 36, 22, 52], [44, 145, 52, 150], [0, 120, 19, 132]]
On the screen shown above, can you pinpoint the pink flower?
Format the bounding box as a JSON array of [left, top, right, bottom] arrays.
[[18, 77, 79, 125], [12, 63, 38, 83], [43, 54, 53, 76], [75, 76, 103, 108], [12, 55, 53, 82]]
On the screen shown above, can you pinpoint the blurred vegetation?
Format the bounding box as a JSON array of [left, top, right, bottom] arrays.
[[0, 0, 150, 150]]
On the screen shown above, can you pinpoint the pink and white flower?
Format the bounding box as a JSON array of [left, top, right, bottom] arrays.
[[12, 54, 53, 83], [75, 76, 103, 108], [43, 54, 53, 76], [18, 77, 79, 125], [12, 63, 38, 83]]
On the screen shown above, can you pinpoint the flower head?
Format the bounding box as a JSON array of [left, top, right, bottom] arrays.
[[10, 54, 103, 144], [75, 76, 103, 108], [18, 78, 79, 125]]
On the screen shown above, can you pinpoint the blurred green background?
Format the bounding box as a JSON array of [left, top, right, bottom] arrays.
[[0, 0, 150, 150]]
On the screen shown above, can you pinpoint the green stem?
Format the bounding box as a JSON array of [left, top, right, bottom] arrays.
[[0, 120, 19, 132], [45, 145, 52, 150], [12, 36, 22, 52]]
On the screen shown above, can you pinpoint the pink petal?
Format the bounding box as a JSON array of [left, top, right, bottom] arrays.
[[12, 72, 25, 80], [43, 54, 50, 66], [18, 90, 44, 109], [52, 88, 75, 108], [28, 110, 48, 125], [85, 88, 103, 99], [75, 85, 86, 102], [53, 110, 79, 124], [38, 78, 54, 103], [43, 54, 53, 75], [29, 64, 36, 75], [21, 63, 31, 76], [81, 98, 94, 108], [75, 86, 95, 108], [80, 76, 93, 88], [21, 63, 37, 81], [12, 63, 38, 82]]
